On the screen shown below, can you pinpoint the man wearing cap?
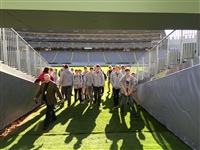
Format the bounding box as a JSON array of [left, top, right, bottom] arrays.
[[92, 64, 105, 107], [85, 67, 94, 106], [110, 65, 123, 108], [119, 68, 139, 116], [59, 64, 74, 107], [107, 65, 113, 93], [34, 74, 64, 130]]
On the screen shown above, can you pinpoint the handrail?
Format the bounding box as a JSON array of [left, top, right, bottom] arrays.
[[0, 28, 51, 77], [11, 28, 49, 65], [134, 30, 175, 64], [132, 30, 199, 81]]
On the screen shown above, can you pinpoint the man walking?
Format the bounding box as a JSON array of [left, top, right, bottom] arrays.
[[120, 68, 139, 116], [85, 67, 94, 106], [74, 69, 83, 104], [92, 64, 105, 108], [34, 74, 64, 130], [110, 65, 123, 108], [59, 64, 74, 107]]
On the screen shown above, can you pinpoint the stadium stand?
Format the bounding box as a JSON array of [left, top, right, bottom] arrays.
[[72, 51, 88, 62], [39, 51, 56, 63], [54, 51, 72, 64], [104, 51, 122, 63], [39, 50, 141, 65], [89, 51, 105, 63], [118, 51, 133, 63], [135, 51, 146, 61]]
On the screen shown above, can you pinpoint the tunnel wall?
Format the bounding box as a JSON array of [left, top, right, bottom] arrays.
[[137, 64, 200, 149], [0, 70, 40, 131]]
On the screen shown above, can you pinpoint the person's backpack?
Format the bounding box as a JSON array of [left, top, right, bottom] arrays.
[[74, 75, 82, 82], [58, 69, 63, 77]]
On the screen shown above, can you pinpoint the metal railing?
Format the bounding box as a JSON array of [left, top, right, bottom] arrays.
[[131, 30, 200, 81], [0, 28, 50, 77]]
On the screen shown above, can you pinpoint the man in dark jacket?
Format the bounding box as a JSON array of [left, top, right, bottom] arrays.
[[34, 74, 64, 130]]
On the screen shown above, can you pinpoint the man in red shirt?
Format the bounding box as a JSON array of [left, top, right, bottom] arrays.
[[37, 67, 54, 82]]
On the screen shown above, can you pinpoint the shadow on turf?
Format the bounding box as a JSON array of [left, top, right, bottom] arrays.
[[0, 95, 191, 150], [0, 108, 46, 149], [102, 93, 114, 111], [63, 102, 100, 149], [102, 92, 144, 149], [105, 105, 144, 150], [103, 94, 191, 150], [139, 108, 191, 150]]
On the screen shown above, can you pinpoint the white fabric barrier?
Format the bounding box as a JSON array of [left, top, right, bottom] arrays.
[[138, 64, 200, 150]]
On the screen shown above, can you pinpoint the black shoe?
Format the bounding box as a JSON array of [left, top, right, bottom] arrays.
[[43, 127, 48, 130], [52, 118, 57, 122], [127, 102, 130, 105], [53, 105, 57, 109], [138, 105, 142, 109]]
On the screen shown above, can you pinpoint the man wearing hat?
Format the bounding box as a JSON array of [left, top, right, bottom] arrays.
[[119, 68, 139, 116]]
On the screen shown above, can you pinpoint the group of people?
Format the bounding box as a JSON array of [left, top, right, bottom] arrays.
[[34, 64, 141, 130]]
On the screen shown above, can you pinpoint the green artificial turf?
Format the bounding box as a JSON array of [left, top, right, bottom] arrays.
[[0, 66, 191, 150]]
